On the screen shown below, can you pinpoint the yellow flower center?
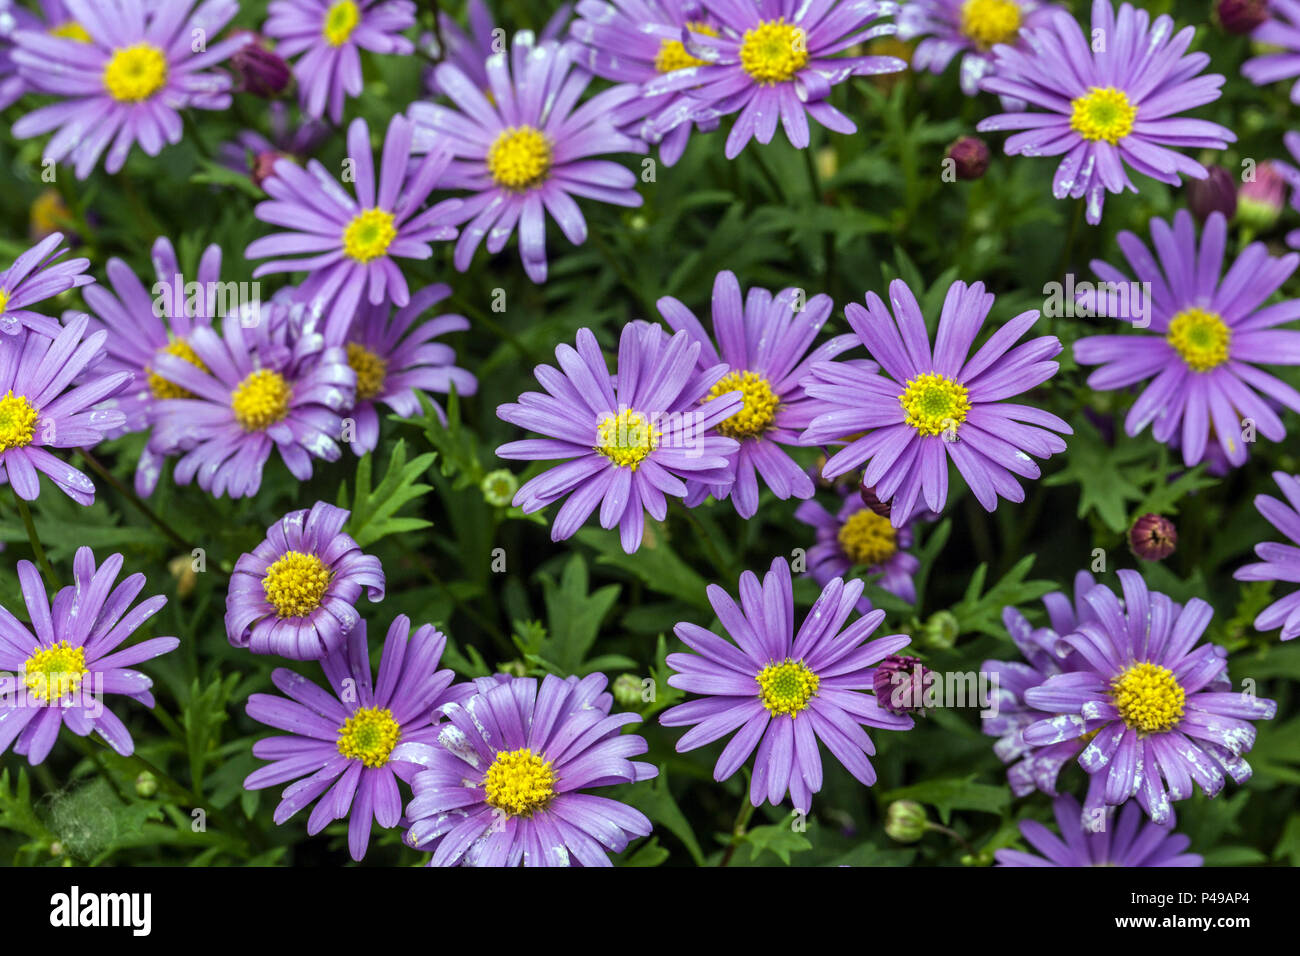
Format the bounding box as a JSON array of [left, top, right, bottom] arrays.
[[705, 370, 778, 439], [739, 19, 808, 84], [24, 641, 89, 702], [483, 747, 557, 817], [261, 550, 332, 618], [50, 22, 91, 42], [342, 208, 397, 264], [323, 0, 361, 46], [336, 707, 401, 767], [1070, 87, 1137, 144], [654, 22, 718, 72], [346, 342, 388, 400], [0, 390, 38, 451], [102, 43, 168, 102], [1110, 661, 1185, 735], [837, 509, 898, 566], [757, 658, 819, 717], [487, 126, 552, 191], [1166, 307, 1230, 372], [899, 372, 971, 437], [960, 0, 1022, 50], [147, 338, 209, 400], [231, 368, 291, 431], [596, 408, 660, 469], [0, 290, 8, 313]]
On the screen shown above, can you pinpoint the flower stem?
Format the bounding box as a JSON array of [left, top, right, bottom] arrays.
[[719, 789, 757, 866], [12, 491, 58, 589], [77, 448, 192, 553]]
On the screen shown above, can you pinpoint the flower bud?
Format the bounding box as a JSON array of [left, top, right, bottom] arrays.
[[613, 674, 644, 708], [135, 771, 158, 798], [168, 554, 197, 599], [884, 800, 928, 843], [498, 659, 528, 678], [859, 482, 892, 518], [232, 41, 293, 98], [873, 654, 931, 714], [945, 136, 990, 180], [1214, 0, 1270, 34], [1130, 513, 1177, 561], [252, 150, 287, 189], [1237, 160, 1287, 231], [921, 610, 959, 649], [1188, 166, 1237, 223], [481, 468, 519, 507]]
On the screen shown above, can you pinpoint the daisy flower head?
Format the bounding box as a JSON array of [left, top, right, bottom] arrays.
[[0, 547, 178, 765], [0, 231, 92, 337], [899, 0, 1056, 97], [643, 0, 906, 159], [982, 570, 1101, 797], [430, 0, 573, 95], [341, 282, 477, 456], [0, 0, 41, 111], [247, 113, 461, 345], [264, 0, 416, 123], [496, 322, 743, 553], [1073, 210, 1300, 469], [395, 673, 658, 867], [0, 315, 129, 505], [147, 296, 355, 499], [1235, 471, 1300, 641], [660, 556, 915, 813], [1242, 0, 1300, 103], [996, 795, 1201, 867], [800, 279, 1071, 526], [243, 614, 468, 861], [10, 0, 247, 179], [656, 269, 857, 517], [976, 0, 1235, 225], [407, 32, 645, 284], [225, 501, 385, 660], [1021, 570, 1277, 824]]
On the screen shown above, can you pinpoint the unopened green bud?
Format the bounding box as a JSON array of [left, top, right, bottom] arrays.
[[613, 674, 643, 708], [481, 468, 519, 507], [135, 771, 158, 798], [885, 800, 928, 843], [498, 659, 528, 678], [922, 610, 959, 649]]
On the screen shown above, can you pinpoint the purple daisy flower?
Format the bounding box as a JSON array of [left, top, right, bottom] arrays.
[[10, 0, 246, 179], [217, 100, 331, 188], [0, 231, 92, 337], [793, 490, 920, 613], [246, 114, 461, 344], [0, 0, 41, 111], [147, 297, 355, 499], [899, 0, 1055, 97], [1073, 210, 1300, 469], [243, 614, 468, 861], [407, 33, 645, 284], [264, 0, 416, 123], [982, 570, 1101, 797], [642, 0, 906, 159], [656, 269, 856, 518], [1270, 130, 1300, 251], [496, 322, 742, 554], [660, 556, 914, 813], [977, 0, 1235, 225], [342, 282, 477, 456], [800, 279, 1071, 526], [429, 0, 573, 95], [569, 0, 722, 166], [1021, 569, 1277, 824], [1242, 0, 1300, 103], [0, 315, 129, 505], [995, 795, 1201, 867], [395, 673, 658, 867], [0, 547, 179, 765], [225, 501, 385, 660], [1235, 471, 1300, 641]]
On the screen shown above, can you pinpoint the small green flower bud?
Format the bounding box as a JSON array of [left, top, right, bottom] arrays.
[[498, 659, 528, 678], [481, 468, 519, 507], [885, 800, 928, 843], [921, 610, 959, 649], [613, 674, 644, 708], [135, 771, 158, 798]]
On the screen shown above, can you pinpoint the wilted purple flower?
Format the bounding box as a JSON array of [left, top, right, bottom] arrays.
[[0, 232, 91, 337], [978, 0, 1235, 225], [1243, 0, 1300, 102], [1235, 471, 1300, 640], [996, 795, 1202, 867], [244, 615, 468, 861], [1073, 210, 1300, 469], [873, 654, 932, 715], [660, 557, 914, 813], [0, 547, 178, 765], [217, 101, 331, 188], [899, 0, 1055, 96], [801, 279, 1070, 525], [794, 490, 920, 613]]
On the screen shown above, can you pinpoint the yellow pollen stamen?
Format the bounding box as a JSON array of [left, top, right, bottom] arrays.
[[147, 338, 209, 400], [899, 371, 971, 437], [0, 390, 38, 451], [596, 408, 660, 469], [262, 550, 332, 618], [342, 208, 397, 263], [739, 18, 808, 85], [483, 747, 557, 817], [0, 290, 8, 314], [347, 342, 388, 400], [1166, 307, 1230, 372], [757, 658, 820, 717], [323, 0, 361, 46], [1110, 661, 1185, 735], [654, 22, 718, 73], [838, 509, 898, 566], [487, 126, 552, 191], [231, 368, 291, 432], [705, 370, 778, 439], [336, 707, 400, 767], [50, 22, 91, 43], [960, 0, 1023, 50], [24, 641, 88, 702], [102, 43, 168, 103], [1070, 86, 1137, 144]]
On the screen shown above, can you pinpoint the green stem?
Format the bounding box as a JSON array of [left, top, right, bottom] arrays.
[[13, 492, 58, 589], [719, 790, 757, 867], [680, 506, 736, 579], [1055, 197, 1085, 282], [77, 449, 193, 555]]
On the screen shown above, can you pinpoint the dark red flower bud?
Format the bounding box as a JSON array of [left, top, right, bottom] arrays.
[[1130, 514, 1177, 561], [1187, 166, 1237, 224], [873, 655, 931, 715], [233, 42, 292, 98], [251, 151, 286, 188], [859, 482, 892, 518], [1214, 0, 1269, 35], [945, 136, 990, 181]]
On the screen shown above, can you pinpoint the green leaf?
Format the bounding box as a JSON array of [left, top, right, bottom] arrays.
[[612, 770, 705, 865], [576, 527, 712, 612], [532, 554, 620, 674], [741, 824, 813, 865], [951, 555, 1055, 640], [340, 439, 436, 548], [1043, 417, 1147, 533], [881, 776, 1010, 824]]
